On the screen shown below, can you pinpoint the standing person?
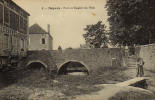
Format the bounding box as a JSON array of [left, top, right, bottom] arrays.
[[125, 44, 129, 56], [136, 57, 145, 77]]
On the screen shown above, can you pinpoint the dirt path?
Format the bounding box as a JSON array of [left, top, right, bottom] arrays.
[[74, 67, 155, 100], [123, 67, 155, 94], [74, 84, 154, 100]]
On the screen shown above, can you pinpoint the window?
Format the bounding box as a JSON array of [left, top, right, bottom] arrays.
[[42, 38, 45, 44], [10, 11, 19, 31], [4, 7, 9, 26], [23, 20, 27, 34], [21, 39, 24, 49], [0, 4, 3, 25], [4, 35, 8, 49], [19, 17, 23, 33]]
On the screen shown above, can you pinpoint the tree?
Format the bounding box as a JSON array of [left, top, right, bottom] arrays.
[[83, 21, 108, 48], [106, 0, 155, 46]]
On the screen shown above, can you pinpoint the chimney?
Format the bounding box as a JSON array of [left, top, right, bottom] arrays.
[[47, 24, 50, 34]]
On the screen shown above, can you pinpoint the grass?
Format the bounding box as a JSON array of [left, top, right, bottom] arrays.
[[109, 90, 155, 100], [0, 66, 129, 100]]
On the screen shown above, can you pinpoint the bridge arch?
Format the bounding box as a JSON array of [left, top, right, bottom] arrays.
[[57, 60, 89, 75], [26, 60, 48, 69]]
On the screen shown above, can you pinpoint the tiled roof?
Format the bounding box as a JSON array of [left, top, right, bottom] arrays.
[[29, 24, 48, 34]]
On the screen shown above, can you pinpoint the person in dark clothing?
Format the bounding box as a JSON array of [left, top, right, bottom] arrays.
[[136, 57, 145, 77]]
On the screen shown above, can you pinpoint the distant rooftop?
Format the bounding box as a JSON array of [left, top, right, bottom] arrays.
[[29, 24, 48, 34]]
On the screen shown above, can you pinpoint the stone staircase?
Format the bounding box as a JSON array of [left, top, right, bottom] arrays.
[[125, 56, 137, 68]]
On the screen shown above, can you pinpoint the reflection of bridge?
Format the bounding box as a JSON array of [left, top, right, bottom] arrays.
[[20, 48, 123, 75]]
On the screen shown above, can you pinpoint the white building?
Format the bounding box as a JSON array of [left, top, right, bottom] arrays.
[[29, 24, 53, 50]]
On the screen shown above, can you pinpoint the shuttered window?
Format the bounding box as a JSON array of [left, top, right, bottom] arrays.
[[23, 20, 27, 34], [10, 11, 19, 31], [0, 4, 3, 25], [19, 17, 24, 33], [4, 35, 9, 49], [4, 7, 9, 26]]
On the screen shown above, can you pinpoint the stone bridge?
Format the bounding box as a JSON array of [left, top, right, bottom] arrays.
[[20, 48, 123, 75]]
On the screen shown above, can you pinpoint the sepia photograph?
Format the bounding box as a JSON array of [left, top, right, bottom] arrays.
[[0, 0, 155, 100]]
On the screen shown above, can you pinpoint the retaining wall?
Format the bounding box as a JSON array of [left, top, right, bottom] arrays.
[[136, 43, 155, 71]]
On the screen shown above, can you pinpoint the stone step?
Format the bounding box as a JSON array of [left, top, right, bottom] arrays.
[[128, 61, 136, 63], [128, 66, 136, 68], [128, 65, 137, 67], [128, 63, 136, 65], [128, 61, 136, 64], [127, 59, 136, 62]]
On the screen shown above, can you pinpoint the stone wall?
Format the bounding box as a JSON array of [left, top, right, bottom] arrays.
[[24, 48, 124, 73], [51, 48, 124, 72], [29, 34, 53, 51], [21, 44, 155, 74], [20, 50, 57, 71], [135, 43, 155, 71]]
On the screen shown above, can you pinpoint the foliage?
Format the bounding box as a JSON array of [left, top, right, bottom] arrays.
[[83, 21, 108, 48], [106, 0, 155, 46]]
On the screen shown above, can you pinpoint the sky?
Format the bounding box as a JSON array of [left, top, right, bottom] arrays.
[[13, 0, 109, 50]]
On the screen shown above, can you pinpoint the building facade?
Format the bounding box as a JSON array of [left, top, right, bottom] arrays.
[[0, 0, 30, 67], [29, 24, 53, 50]]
